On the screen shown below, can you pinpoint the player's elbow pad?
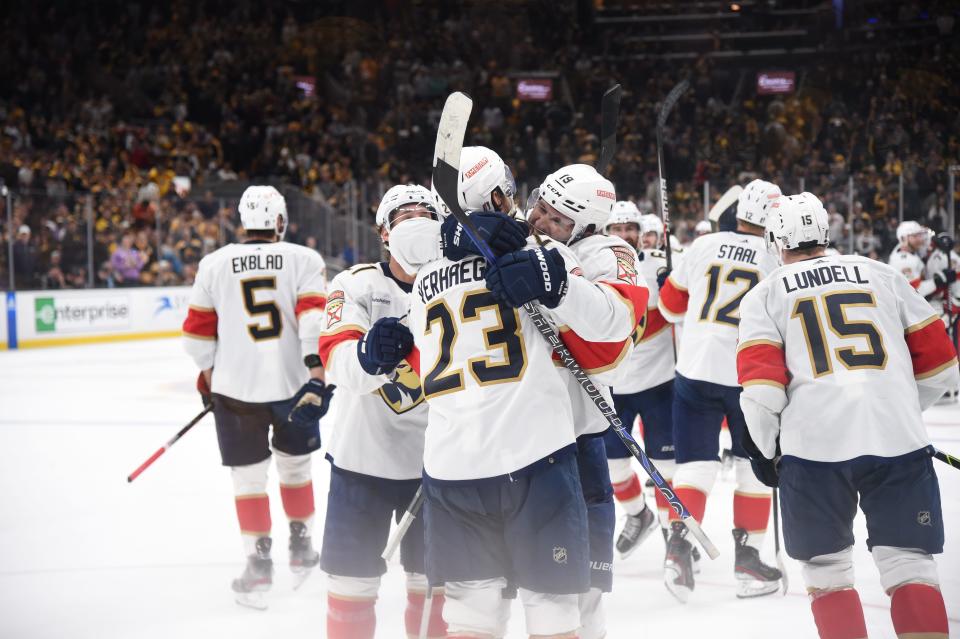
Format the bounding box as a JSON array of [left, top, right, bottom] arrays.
[[739, 390, 784, 459]]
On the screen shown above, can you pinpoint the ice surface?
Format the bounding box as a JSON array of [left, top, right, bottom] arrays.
[[1, 338, 957, 638]]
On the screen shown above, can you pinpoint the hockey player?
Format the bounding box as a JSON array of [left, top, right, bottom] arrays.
[[525, 167, 649, 639], [602, 204, 677, 557], [409, 164, 646, 639], [889, 221, 936, 296], [181, 185, 334, 608], [738, 192, 957, 639], [657, 178, 783, 601], [314, 184, 446, 639]]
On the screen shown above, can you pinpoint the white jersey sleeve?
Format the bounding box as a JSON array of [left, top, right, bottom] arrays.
[[318, 263, 428, 480], [658, 232, 779, 386], [738, 254, 958, 462], [182, 242, 327, 403], [889, 247, 935, 297], [613, 248, 676, 395]]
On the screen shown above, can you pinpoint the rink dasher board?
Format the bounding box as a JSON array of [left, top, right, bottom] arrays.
[[3, 286, 191, 349]]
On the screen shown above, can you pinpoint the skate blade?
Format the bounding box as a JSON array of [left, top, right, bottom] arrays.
[[235, 591, 268, 610], [735, 577, 780, 599], [290, 565, 317, 591], [617, 524, 658, 559], [664, 564, 692, 604]]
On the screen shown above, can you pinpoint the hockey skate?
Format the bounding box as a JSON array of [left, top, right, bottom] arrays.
[[661, 527, 701, 574], [232, 537, 273, 610], [616, 505, 657, 558], [733, 528, 782, 598], [289, 521, 320, 590], [663, 521, 695, 603]]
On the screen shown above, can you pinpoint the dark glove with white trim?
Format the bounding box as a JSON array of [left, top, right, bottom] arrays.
[[656, 267, 672, 290], [741, 427, 781, 488], [287, 379, 336, 425], [934, 268, 957, 289], [440, 211, 528, 261], [357, 317, 414, 376], [485, 246, 569, 309]]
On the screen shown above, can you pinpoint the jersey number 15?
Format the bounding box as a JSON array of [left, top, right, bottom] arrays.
[[792, 290, 887, 377]]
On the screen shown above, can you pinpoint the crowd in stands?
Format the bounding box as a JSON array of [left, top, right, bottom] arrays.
[[1, 0, 958, 289]]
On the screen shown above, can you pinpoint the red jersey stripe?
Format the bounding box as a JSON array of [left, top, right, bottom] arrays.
[[737, 342, 789, 388], [905, 317, 958, 379], [318, 329, 364, 367], [295, 294, 327, 319], [182, 307, 218, 339], [659, 277, 689, 315]]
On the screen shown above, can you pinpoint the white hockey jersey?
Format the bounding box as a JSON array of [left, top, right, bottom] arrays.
[[613, 247, 676, 395], [564, 234, 648, 435], [317, 263, 427, 480], [889, 246, 935, 297], [409, 242, 646, 481], [658, 231, 779, 387], [182, 241, 327, 403], [737, 254, 959, 463], [925, 248, 960, 314]]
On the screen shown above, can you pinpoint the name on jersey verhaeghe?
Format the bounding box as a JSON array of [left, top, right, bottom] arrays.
[[417, 259, 486, 304], [717, 244, 759, 265], [231, 254, 283, 273], [782, 264, 869, 293]]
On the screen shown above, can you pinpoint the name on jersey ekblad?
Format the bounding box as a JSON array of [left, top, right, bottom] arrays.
[[782, 264, 869, 294], [231, 253, 283, 274], [716, 244, 759, 265], [416, 259, 486, 304]]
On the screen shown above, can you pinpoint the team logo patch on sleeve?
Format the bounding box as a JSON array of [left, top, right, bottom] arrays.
[[325, 290, 345, 327], [611, 246, 638, 285]]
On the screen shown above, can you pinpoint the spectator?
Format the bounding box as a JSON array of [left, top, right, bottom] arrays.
[[13, 225, 37, 290], [110, 233, 145, 287]]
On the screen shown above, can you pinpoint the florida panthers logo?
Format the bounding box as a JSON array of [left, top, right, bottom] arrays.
[[377, 361, 425, 414], [611, 246, 638, 286]]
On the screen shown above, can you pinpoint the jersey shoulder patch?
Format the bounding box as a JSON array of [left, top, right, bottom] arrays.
[[609, 245, 639, 285]]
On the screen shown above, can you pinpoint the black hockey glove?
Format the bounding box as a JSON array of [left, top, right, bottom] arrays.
[[440, 211, 529, 262], [357, 317, 415, 376], [656, 267, 672, 290], [934, 268, 957, 289], [935, 232, 955, 254], [485, 246, 569, 309], [288, 379, 336, 426], [740, 427, 781, 488]]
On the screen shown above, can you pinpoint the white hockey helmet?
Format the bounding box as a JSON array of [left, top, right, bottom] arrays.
[[376, 184, 440, 232], [603, 200, 642, 233], [737, 179, 781, 227], [896, 220, 925, 243], [239, 185, 288, 238], [639, 213, 664, 240], [459, 146, 517, 213], [694, 219, 712, 236], [765, 192, 830, 251], [537, 163, 616, 244]]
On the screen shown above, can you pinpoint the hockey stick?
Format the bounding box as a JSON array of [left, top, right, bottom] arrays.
[[596, 84, 622, 176], [127, 405, 212, 482], [772, 487, 789, 595], [933, 448, 960, 469], [656, 80, 689, 270], [707, 184, 744, 231], [382, 485, 425, 560], [433, 92, 719, 560]]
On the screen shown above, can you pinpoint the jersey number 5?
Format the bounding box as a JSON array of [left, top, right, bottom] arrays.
[[422, 290, 527, 399], [791, 291, 887, 377], [241, 278, 282, 341]]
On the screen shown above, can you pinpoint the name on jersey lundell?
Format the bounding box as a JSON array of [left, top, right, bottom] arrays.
[[782, 264, 869, 293]]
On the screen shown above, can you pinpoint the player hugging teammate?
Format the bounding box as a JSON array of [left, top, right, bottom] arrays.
[[178, 101, 954, 638]]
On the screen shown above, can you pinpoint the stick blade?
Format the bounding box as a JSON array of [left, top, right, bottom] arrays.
[[597, 84, 622, 174], [707, 184, 743, 224], [432, 93, 473, 178], [682, 515, 720, 560]]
